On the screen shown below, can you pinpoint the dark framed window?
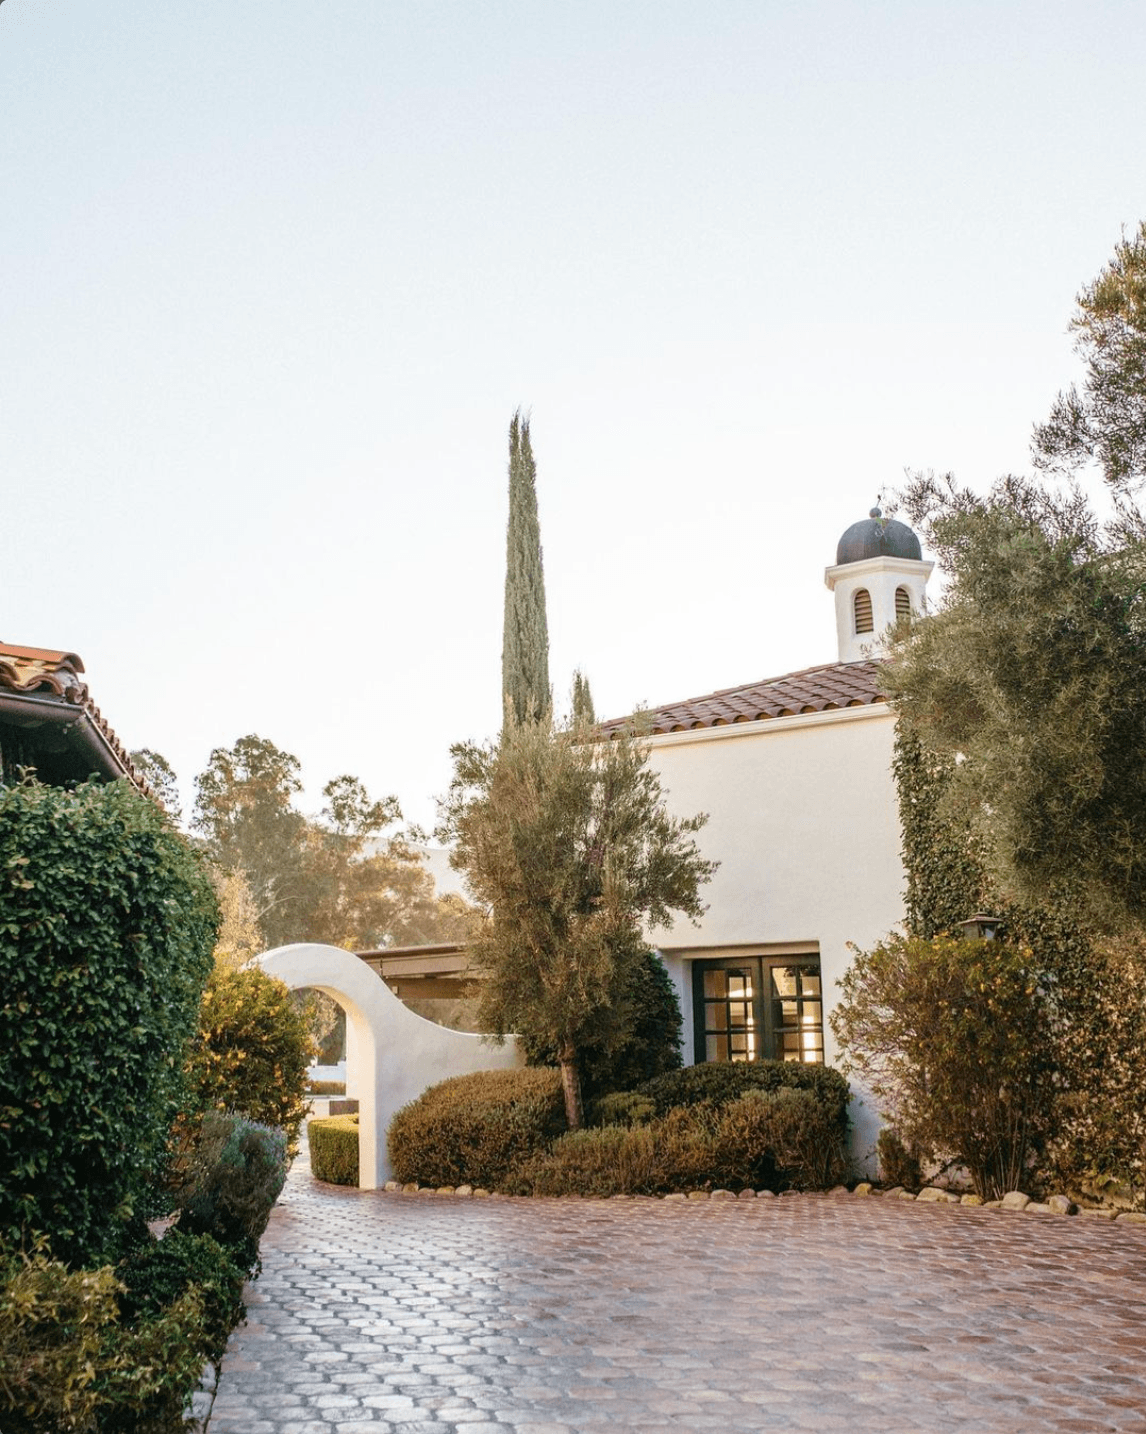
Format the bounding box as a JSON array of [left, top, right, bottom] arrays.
[[692, 955, 823, 1065]]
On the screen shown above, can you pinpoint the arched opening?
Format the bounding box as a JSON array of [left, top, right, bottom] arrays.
[[258, 943, 521, 1188], [895, 586, 912, 622], [293, 986, 346, 1077], [853, 587, 873, 634]]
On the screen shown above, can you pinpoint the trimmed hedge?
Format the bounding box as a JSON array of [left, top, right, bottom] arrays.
[[308, 1115, 359, 1186], [518, 1088, 848, 1196], [0, 778, 218, 1266], [307, 1080, 346, 1097], [388, 1068, 565, 1189], [635, 1059, 850, 1126]]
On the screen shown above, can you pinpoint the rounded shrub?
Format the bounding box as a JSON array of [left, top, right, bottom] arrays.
[[636, 1059, 850, 1127], [175, 1111, 288, 1271], [308, 1115, 360, 1187], [0, 778, 218, 1266], [519, 1106, 717, 1197], [115, 1227, 246, 1366], [713, 1088, 848, 1191], [184, 965, 316, 1153], [388, 1068, 565, 1189]]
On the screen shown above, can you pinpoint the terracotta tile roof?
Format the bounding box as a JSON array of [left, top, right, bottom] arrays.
[[599, 660, 888, 736], [0, 644, 89, 701], [0, 642, 148, 793]]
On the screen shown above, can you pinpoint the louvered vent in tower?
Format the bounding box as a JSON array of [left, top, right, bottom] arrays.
[[853, 588, 873, 634], [895, 586, 911, 622]]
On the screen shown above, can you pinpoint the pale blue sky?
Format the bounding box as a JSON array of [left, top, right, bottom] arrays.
[[3, 1, 1143, 830]]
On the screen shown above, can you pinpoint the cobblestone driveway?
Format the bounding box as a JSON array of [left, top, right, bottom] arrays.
[[209, 1156, 1146, 1433]]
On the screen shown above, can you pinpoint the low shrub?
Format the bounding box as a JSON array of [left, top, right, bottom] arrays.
[[116, 1228, 245, 1366], [307, 1080, 346, 1097], [877, 1127, 923, 1189], [0, 1245, 211, 1434], [90, 1286, 209, 1434], [184, 966, 316, 1153], [518, 1106, 716, 1196], [175, 1112, 288, 1270], [589, 1091, 656, 1128], [519, 1089, 848, 1197], [636, 1059, 850, 1126], [308, 1115, 359, 1186], [388, 1068, 565, 1189], [714, 1088, 848, 1190], [0, 1246, 121, 1433]]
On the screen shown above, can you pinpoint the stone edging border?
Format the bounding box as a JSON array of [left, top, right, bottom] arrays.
[[379, 1178, 1146, 1226]]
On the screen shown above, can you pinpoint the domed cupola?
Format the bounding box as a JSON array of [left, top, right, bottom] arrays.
[[825, 505, 933, 663], [836, 508, 923, 565]]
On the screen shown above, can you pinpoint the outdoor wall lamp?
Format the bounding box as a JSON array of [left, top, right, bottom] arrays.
[[959, 913, 1003, 941]]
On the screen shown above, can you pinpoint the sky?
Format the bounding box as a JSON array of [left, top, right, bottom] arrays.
[[3, 1, 1143, 834]]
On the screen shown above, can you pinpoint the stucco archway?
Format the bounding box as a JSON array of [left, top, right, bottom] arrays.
[[259, 943, 522, 1188]]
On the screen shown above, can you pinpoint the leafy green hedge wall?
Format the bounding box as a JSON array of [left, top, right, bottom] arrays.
[[893, 724, 1092, 984], [0, 779, 218, 1265], [308, 1114, 360, 1186]]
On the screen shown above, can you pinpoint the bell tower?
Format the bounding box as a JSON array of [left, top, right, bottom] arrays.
[[824, 507, 933, 663]]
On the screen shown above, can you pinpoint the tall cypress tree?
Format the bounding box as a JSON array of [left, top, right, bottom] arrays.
[[502, 410, 550, 726]]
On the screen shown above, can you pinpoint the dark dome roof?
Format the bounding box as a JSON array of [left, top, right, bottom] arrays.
[[836, 507, 922, 565]]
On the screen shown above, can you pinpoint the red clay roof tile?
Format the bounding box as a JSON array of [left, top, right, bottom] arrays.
[[599, 660, 888, 736]]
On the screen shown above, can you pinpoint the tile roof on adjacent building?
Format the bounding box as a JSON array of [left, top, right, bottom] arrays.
[[0, 642, 147, 792], [599, 660, 888, 736]]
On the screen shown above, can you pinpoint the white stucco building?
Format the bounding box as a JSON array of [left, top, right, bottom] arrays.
[[601, 507, 933, 1157]]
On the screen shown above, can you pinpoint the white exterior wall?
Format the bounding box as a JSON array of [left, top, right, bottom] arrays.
[[642, 704, 905, 1163]]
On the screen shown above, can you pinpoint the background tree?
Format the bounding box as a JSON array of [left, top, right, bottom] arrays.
[[1033, 220, 1146, 499], [193, 736, 308, 940], [502, 410, 550, 726], [211, 869, 265, 970], [571, 669, 595, 725], [440, 713, 715, 1128], [129, 747, 182, 823], [193, 737, 476, 951]]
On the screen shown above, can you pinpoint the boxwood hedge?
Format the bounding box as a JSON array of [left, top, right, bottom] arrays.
[[308, 1114, 359, 1186], [388, 1068, 565, 1189]]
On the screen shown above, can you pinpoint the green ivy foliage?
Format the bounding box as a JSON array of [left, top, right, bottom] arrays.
[[893, 721, 1095, 1008], [0, 779, 218, 1266]]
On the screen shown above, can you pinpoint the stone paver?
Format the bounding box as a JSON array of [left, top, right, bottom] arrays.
[[210, 1156, 1146, 1432]]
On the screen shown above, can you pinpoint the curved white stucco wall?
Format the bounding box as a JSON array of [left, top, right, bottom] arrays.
[[259, 943, 522, 1188], [643, 705, 905, 1164]]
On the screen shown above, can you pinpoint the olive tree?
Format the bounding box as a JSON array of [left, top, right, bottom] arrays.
[[440, 714, 715, 1129]]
